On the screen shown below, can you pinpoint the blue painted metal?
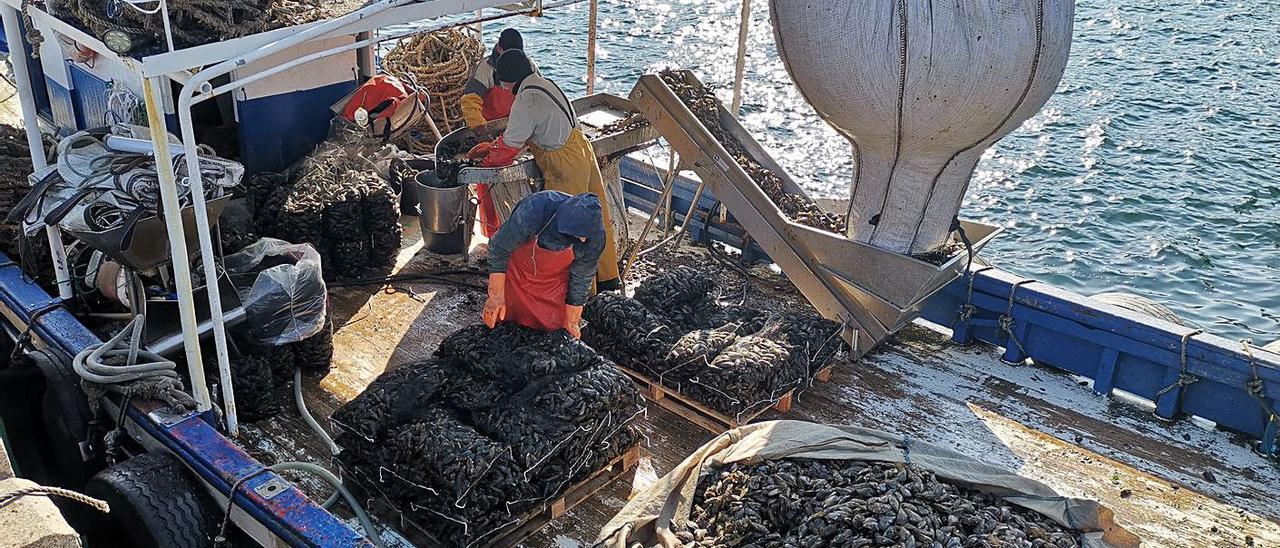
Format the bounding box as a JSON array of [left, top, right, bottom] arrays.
[[619, 158, 1279, 457], [920, 267, 1280, 456], [0, 254, 371, 547], [44, 77, 77, 132], [236, 80, 358, 175], [68, 64, 112, 129]]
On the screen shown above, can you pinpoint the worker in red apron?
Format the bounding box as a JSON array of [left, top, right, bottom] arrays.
[[460, 28, 538, 238], [482, 191, 607, 338]]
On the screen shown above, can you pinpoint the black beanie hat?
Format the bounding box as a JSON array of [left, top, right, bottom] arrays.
[[495, 49, 534, 85], [497, 28, 523, 51]]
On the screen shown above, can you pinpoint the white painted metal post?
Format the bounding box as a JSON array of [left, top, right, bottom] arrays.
[[0, 5, 74, 299], [142, 77, 212, 413], [170, 97, 238, 436], [586, 0, 597, 95], [158, 0, 176, 52], [730, 0, 751, 115]]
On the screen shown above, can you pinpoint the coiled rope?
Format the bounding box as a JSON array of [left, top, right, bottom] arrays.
[[382, 28, 483, 152], [73, 315, 198, 414]]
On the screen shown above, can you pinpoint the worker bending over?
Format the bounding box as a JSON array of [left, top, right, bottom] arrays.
[[460, 28, 538, 237], [482, 190, 607, 338], [472, 49, 622, 291]]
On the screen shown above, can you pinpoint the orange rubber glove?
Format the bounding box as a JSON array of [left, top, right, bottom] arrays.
[[564, 304, 584, 339], [483, 273, 507, 328], [466, 140, 494, 160], [481, 136, 522, 168]]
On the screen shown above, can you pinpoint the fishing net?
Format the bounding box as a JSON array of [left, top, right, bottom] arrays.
[[383, 29, 485, 152], [332, 324, 643, 547], [48, 0, 364, 51], [584, 267, 847, 417]]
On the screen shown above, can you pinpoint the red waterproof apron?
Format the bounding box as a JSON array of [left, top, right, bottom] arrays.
[[477, 86, 518, 238], [503, 239, 574, 332]]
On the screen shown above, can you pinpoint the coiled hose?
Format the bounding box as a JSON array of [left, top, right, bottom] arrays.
[[72, 315, 197, 411]]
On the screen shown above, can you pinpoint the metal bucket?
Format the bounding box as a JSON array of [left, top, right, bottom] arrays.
[[416, 172, 474, 255]]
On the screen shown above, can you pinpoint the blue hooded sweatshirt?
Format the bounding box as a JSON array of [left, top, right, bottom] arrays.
[[487, 190, 606, 305]]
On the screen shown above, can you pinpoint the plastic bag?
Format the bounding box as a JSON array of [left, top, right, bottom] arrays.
[[225, 237, 327, 345]]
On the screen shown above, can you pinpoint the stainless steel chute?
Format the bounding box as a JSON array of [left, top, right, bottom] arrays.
[[629, 71, 1002, 358]]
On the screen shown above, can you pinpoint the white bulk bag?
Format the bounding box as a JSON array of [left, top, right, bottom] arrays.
[[770, 0, 1075, 255]]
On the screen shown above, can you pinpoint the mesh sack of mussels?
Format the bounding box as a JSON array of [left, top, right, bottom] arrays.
[[248, 144, 401, 279], [682, 459, 1083, 548], [585, 267, 845, 415], [210, 319, 334, 423], [659, 69, 847, 234], [332, 324, 643, 546]]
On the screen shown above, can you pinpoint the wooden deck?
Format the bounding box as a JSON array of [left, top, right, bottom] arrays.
[[241, 216, 1280, 548]]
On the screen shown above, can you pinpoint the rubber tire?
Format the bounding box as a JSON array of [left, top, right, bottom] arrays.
[[29, 351, 98, 489], [82, 451, 216, 548]]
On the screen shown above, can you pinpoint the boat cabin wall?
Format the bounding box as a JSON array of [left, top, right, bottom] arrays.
[[13, 21, 359, 175]]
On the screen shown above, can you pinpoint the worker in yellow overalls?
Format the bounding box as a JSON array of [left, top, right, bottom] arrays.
[[472, 49, 621, 291]]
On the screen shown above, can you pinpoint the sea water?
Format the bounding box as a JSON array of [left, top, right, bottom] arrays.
[[402, 0, 1279, 341]]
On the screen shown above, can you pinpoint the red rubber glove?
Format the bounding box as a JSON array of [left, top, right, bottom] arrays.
[[481, 136, 522, 168], [466, 140, 494, 160]]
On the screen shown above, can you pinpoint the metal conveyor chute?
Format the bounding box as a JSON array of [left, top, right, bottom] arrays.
[[628, 71, 1003, 358]]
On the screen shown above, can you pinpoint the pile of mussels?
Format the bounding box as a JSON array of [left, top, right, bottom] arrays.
[[583, 266, 844, 417], [659, 69, 847, 234], [680, 459, 1082, 548], [212, 318, 335, 422], [332, 323, 642, 546], [248, 144, 401, 280]]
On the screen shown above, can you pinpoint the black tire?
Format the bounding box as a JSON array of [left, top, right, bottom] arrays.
[[82, 451, 216, 548], [29, 351, 98, 489]]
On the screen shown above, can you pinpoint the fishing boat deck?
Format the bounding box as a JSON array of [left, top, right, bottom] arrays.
[[240, 215, 1280, 548]]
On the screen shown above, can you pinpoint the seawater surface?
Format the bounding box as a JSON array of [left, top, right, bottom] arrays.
[[398, 0, 1280, 341]]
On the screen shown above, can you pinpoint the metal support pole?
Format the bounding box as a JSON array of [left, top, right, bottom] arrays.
[[730, 0, 752, 115], [158, 0, 176, 52], [586, 0, 597, 95], [1, 5, 73, 300], [172, 102, 238, 437], [142, 77, 212, 413]]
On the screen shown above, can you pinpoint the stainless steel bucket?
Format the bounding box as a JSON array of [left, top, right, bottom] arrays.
[[416, 172, 475, 255]]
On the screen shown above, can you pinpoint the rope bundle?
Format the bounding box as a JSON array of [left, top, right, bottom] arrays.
[[383, 29, 483, 152]]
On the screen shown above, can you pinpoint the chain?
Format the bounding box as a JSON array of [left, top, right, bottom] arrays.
[[998, 279, 1035, 362], [1155, 329, 1204, 398]]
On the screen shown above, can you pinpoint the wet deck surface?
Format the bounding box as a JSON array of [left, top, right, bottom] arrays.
[[241, 216, 1280, 548]]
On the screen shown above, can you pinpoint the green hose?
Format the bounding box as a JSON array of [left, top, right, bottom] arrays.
[[268, 461, 385, 548]]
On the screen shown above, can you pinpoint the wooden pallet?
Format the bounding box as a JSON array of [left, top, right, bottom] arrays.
[[354, 444, 641, 548], [617, 366, 793, 434]]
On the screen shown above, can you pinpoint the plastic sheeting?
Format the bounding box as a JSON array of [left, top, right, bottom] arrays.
[[770, 0, 1075, 255], [597, 420, 1139, 548], [225, 238, 327, 345]]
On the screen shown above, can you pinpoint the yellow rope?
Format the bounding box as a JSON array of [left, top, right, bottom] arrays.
[[383, 28, 483, 153]]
